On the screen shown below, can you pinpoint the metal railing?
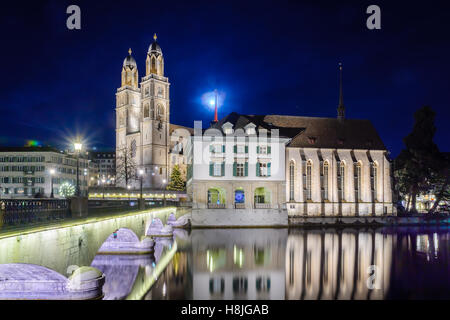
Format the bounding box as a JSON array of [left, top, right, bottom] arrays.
[[235, 203, 246, 209], [254, 203, 271, 209], [208, 203, 226, 209], [0, 199, 70, 225]]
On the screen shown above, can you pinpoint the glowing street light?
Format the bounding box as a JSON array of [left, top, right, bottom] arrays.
[[74, 141, 83, 197]]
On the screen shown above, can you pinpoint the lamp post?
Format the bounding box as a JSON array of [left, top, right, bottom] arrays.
[[49, 168, 55, 198], [83, 169, 87, 197], [138, 169, 144, 209], [74, 142, 82, 197], [162, 178, 167, 207], [127, 185, 131, 201], [101, 178, 106, 199]]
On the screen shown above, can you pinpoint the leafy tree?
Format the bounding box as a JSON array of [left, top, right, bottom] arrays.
[[394, 106, 443, 213], [166, 165, 185, 191], [428, 153, 450, 214]]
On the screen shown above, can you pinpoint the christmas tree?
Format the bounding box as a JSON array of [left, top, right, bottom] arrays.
[[167, 165, 185, 191]]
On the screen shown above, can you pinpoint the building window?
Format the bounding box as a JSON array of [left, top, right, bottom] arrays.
[[306, 161, 312, 200], [257, 145, 271, 154], [236, 163, 244, 177], [338, 162, 345, 201], [214, 163, 222, 176], [322, 161, 329, 200], [289, 161, 295, 201], [257, 162, 271, 177], [371, 162, 378, 201], [355, 162, 362, 201], [144, 104, 149, 118]]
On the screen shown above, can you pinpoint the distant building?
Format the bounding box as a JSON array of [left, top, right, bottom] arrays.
[[89, 151, 116, 186], [0, 146, 89, 199]]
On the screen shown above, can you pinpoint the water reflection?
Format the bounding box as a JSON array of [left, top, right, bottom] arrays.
[[286, 230, 392, 299], [147, 227, 450, 300], [91, 254, 154, 300]]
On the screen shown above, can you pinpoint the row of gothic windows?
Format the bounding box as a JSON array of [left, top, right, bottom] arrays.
[[143, 86, 164, 98], [143, 104, 165, 120], [289, 160, 378, 202]]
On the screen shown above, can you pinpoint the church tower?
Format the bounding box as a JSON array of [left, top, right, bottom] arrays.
[[116, 35, 171, 189], [116, 48, 142, 187], [140, 34, 170, 188]]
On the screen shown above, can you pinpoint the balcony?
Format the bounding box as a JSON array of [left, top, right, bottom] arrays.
[[235, 203, 245, 209], [208, 203, 226, 209], [254, 203, 271, 209]]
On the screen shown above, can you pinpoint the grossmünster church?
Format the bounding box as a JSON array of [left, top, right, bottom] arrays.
[[115, 35, 394, 217], [115, 34, 192, 190]]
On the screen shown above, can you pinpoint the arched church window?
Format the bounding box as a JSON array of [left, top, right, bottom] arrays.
[[158, 86, 163, 97], [355, 162, 362, 201], [338, 162, 345, 201], [306, 160, 312, 200], [289, 161, 295, 201], [322, 161, 329, 200], [144, 104, 149, 118], [157, 104, 164, 120], [371, 162, 378, 201], [151, 57, 156, 74], [150, 104, 155, 119], [145, 87, 149, 96]]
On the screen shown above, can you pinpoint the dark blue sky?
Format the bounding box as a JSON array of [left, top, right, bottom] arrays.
[[0, 0, 449, 156]]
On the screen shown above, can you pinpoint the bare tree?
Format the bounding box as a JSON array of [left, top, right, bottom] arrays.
[[115, 145, 138, 187]]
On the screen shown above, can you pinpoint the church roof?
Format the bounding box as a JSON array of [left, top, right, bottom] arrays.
[[169, 123, 194, 135], [209, 112, 386, 150], [123, 48, 137, 69]]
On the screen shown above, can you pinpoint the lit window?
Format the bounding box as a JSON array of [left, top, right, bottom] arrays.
[[289, 161, 295, 201], [214, 163, 221, 176], [306, 161, 312, 200], [236, 163, 244, 177]]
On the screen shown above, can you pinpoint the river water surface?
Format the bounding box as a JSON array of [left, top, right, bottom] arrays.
[[147, 227, 450, 300]]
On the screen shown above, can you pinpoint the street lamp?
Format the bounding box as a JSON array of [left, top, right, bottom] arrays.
[[49, 168, 56, 198], [162, 178, 167, 207], [101, 178, 106, 199], [74, 142, 82, 197], [83, 168, 88, 197], [127, 185, 131, 201], [138, 169, 145, 209]]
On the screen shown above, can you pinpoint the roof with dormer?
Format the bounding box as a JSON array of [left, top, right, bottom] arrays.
[[207, 112, 386, 150]]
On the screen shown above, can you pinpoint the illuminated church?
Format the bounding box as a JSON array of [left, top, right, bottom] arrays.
[[115, 35, 394, 222], [115, 34, 191, 189]]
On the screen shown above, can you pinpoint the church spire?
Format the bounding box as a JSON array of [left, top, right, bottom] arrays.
[[337, 62, 345, 120]]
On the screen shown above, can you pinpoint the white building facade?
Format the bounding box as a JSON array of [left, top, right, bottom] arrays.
[[0, 147, 89, 199], [186, 113, 394, 226], [186, 114, 291, 227]]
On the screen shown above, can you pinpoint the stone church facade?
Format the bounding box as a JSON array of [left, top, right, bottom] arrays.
[[115, 35, 191, 189]]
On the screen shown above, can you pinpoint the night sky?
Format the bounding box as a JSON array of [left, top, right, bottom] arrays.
[[0, 0, 449, 157]]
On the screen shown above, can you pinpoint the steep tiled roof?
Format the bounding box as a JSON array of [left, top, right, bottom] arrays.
[[209, 112, 386, 150], [265, 115, 386, 150]]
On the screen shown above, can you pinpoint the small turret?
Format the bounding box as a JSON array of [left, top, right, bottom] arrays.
[[121, 48, 139, 88]]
